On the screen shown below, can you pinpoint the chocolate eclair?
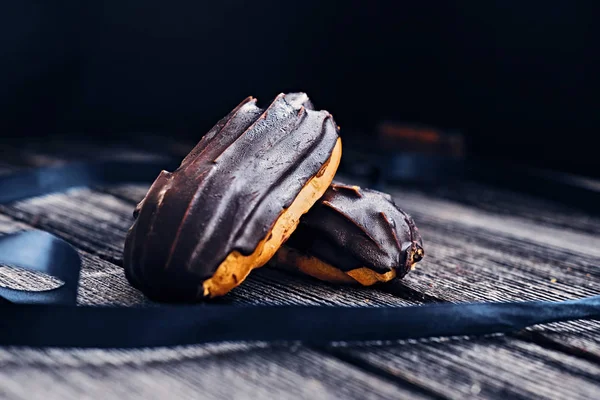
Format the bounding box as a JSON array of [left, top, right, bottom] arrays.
[[272, 182, 424, 285], [124, 93, 342, 301]]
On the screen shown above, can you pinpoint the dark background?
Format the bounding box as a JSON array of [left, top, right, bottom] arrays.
[[1, 1, 597, 177]]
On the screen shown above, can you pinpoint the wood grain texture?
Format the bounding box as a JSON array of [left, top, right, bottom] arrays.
[[337, 336, 600, 400], [0, 347, 429, 400], [1, 139, 599, 399], [386, 187, 600, 358], [414, 181, 600, 236]]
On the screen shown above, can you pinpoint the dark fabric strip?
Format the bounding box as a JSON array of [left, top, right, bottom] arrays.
[[1, 296, 598, 348]]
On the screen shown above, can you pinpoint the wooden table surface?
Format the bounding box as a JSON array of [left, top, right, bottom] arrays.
[[0, 137, 599, 400]]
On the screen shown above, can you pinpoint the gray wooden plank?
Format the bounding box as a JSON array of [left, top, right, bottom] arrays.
[[397, 222, 599, 303], [0, 189, 134, 264], [385, 188, 600, 357], [0, 342, 264, 369], [412, 180, 600, 236], [0, 346, 429, 400], [390, 188, 600, 260], [336, 336, 600, 400]]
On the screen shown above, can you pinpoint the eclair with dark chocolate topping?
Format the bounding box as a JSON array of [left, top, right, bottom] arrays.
[[272, 182, 424, 285], [124, 93, 342, 301]]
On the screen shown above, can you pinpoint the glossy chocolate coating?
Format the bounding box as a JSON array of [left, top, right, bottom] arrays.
[[283, 182, 424, 278], [124, 93, 339, 301]]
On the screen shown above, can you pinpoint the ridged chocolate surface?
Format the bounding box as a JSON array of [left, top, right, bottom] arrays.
[[124, 93, 339, 300], [283, 182, 424, 277]]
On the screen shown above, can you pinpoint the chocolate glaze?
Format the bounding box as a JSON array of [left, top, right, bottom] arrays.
[[282, 182, 424, 278], [124, 93, 339, 301]]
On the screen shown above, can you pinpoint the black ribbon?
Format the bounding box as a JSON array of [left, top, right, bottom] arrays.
[[0, 160, 598, 348]]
